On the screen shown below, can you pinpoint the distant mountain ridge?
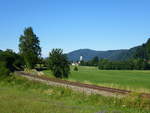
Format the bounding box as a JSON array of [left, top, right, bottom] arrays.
[[67, 47, 138, 61]]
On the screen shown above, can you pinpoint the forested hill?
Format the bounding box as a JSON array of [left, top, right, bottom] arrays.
[[67, 47, 138, 61]]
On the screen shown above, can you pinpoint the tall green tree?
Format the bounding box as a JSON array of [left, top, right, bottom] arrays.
[[48, 49, 70, 78], [19, 27, 41, 69]]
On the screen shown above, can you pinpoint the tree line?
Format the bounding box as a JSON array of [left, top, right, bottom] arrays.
[[80, 57, 149, 70]]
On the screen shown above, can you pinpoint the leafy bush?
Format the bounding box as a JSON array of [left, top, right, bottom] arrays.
[[74, 66, 78, 71], [0, 49, 24, 71], [0, 62, 10, 76], [0, 49, 24, 77]]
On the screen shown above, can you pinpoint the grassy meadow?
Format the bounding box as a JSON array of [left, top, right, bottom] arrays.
[[43, 66, 150, 93], [0, 75, 150, 113]]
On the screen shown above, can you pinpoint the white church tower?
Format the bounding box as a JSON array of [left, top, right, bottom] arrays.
[[78, 56, 83, 64], [80, 56, 83, 61]]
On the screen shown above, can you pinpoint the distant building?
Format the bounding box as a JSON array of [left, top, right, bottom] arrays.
[[71, 62, 79, 66], [72, 56, 83, 66]]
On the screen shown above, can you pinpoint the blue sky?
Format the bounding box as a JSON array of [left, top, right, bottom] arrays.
[[0, 0, 150, 57]]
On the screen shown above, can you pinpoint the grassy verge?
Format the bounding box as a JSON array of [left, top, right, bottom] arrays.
[[0, 75, 150, 113]]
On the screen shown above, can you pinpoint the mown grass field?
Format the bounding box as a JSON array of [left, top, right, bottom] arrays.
[[43, 66, 150, 93], [0, 75, 150, 113]]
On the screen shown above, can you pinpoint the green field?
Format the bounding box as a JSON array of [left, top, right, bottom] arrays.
[[43, 66, 150, 93], [0, 75, 150, 113]]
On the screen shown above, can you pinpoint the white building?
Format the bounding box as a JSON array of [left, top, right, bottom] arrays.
[[80, 56, 83, 61], [71, 56, 83, 65]]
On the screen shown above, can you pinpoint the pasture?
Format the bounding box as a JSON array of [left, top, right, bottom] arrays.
[[43, 66, 150, 93]]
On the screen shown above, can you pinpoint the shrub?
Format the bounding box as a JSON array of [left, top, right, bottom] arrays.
[[0, 49, 24, 72], [0, 62, 10, 76], [74, 66, 78, 71], [0, 49, 24, 77]]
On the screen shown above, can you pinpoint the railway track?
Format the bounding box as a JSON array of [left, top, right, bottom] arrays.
[[15, 71, 150, 98]]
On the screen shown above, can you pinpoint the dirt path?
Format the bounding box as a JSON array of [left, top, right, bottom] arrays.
[[15, 71, 150, 98]]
